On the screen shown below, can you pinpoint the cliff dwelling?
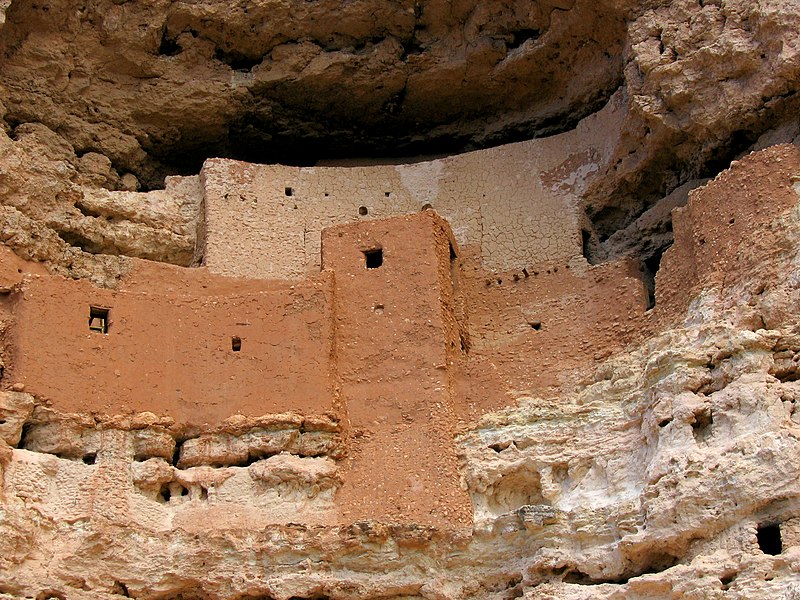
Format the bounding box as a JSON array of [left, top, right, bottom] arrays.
[[2, 0, 800, 599]]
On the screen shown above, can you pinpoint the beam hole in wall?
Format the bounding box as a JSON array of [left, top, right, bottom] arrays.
[[384, 191, 391, 197], [529, 320, 542, 331], [373, 303, 384, 314], [358, 206, 368, 216], [232, 336, 242, 352], [364, 248, 383, 269], [89, 306, 109, 334], [284, 187, 293, 196], [421, 203, 433, 211], [82, 453, 97, 465], [757, 523, 782, 555]]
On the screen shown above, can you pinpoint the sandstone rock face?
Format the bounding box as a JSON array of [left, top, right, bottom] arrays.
[[0, 0, 629, 185]]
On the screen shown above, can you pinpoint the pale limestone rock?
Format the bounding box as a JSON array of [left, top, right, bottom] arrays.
[[0, 392, 32, 447]]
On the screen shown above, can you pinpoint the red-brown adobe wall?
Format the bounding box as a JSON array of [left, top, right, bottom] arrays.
[[322, 211, 473, 526], [456, 255, 650, 416], [7, 262, 337, 425], [656, 144, 800, 325]]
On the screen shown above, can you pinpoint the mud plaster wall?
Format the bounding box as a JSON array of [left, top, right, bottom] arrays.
[[455, 256, 651, 414], [321, 212, 471, 525], [199, 95, 628, 281], [657, 144, 800, 325], [8, 271, 336, 424]]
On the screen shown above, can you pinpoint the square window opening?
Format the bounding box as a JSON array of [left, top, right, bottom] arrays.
[[232, 336, 242, 352], [284, 187, 293, 197], [89, 307, 109, 334], [364, 248, 383, 269]]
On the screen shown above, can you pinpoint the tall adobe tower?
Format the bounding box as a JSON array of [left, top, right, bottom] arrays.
[[322, 210, 471, 524]]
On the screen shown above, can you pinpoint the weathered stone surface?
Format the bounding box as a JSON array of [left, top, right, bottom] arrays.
[[0, 391, 32, 447]]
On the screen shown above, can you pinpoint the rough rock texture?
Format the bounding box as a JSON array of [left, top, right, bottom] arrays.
[[0, 122, 203, 286], [0, 0, 628, 184]]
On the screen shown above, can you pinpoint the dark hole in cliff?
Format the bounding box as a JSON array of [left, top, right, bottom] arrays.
[[82, 453, 96, 465], [364, 248, 383, 269], [111, 581, 130, 597], [89, 307, 109, 334], [58, 230, 105, 254], [508, 29, 541, 50], [529, 321, 542, 331], [358, 206, 368, 216], [284, 187, 293, 197], [74, 202, 103, 219], [214, 47, 262, 71], [720, 572, 737, 590], [641, 245, 667, 309], [581, 229, 593, 262], [450, 243, 457, 261], [702, 129, 760, 177], [757, 523, 782, 555], [158, 484, 171, 503], [232, 336, 242, 352], [158, 29, 181, 57], [691, 408, 713, 443]]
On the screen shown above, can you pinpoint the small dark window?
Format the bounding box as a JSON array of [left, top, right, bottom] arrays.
[[231, 336, 242, 352], [364, 248, 383, 269], [384, 191, 391, 197], [358, 206, 368, 216], [284, 187, 293, 196], [89, 307, 109, 334], [757, 524, 782, 555]]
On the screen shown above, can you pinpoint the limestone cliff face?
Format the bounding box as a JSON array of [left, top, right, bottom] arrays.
[[1, 0, 800, 599]]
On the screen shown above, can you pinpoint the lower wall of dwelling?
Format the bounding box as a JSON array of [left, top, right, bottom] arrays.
[[6, 265, 337, 424]]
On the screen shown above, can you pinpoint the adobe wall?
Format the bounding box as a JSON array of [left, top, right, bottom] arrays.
[[199, 94, 628, 281], [7, 262, 337, 425], [455, 254, 651, 417], [322, 212, 472, 525], [656, 144, 800, 325]]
